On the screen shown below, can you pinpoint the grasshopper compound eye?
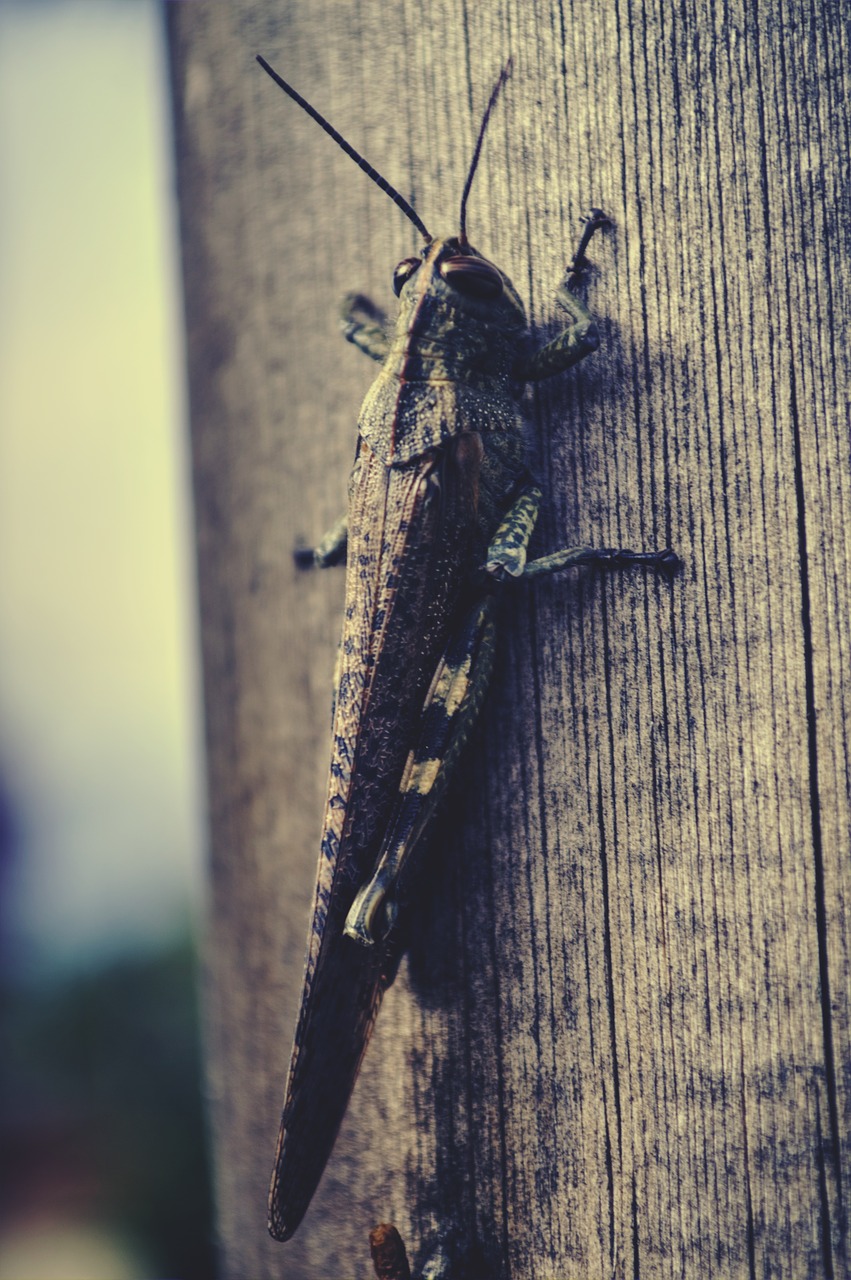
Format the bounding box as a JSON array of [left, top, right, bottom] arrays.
[[393, 257, 421, 296], [439, 254, 503, 300]]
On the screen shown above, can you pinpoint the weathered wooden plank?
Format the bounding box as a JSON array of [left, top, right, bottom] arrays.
[[167, 1, 851, 1275]]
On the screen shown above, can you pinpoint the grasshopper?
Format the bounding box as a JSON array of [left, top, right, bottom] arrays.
[[257, 56, 678, 1243]]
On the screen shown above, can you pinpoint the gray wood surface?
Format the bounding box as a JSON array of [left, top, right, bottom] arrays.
[[167, 2, 851, 1276]]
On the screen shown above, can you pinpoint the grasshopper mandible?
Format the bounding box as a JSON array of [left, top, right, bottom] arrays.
[[257, 55, 678, 1243]]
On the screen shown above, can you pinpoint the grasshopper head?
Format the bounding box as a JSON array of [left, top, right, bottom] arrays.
[[392, 236, 526, 330], [388, 60, 522, 328]]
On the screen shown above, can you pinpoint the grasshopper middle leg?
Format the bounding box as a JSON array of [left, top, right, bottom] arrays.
[[486, 481, 680, 585]]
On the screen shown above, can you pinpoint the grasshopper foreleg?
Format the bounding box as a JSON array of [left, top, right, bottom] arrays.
[[518, 279, 599, 381], [341, 291, 391, 362], [516, 209, 611, 383], [293, 293, 389, 572]]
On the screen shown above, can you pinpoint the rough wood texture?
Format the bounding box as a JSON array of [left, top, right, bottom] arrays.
[[167, 2, 851, 1276]]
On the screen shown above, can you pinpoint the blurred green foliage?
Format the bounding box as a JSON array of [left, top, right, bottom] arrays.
[[0, 936, 215, 1280]]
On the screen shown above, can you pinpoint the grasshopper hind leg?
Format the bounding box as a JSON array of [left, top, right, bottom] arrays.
[[346, 479, 667, 946], [344, 598, 498, 947]]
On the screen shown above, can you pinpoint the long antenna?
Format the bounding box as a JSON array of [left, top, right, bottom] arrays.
[[256, 56, 432, 243], [459, 58, 513, 245]]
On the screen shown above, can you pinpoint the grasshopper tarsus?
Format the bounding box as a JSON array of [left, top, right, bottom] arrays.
[[592, 546, 682, 580], [345, 291, 388, 325], [293, 545, 317, 570], [296, 512, 349, 570], [568, 207, 612, 278], [653, 547, 683, 579], [584, 205, 612, 227]]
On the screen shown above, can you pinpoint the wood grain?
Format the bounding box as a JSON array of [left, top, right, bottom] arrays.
[[167, 1, 851, 1275]]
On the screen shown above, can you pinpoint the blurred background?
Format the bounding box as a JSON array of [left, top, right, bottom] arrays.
[[0, 1, 214, 1276]]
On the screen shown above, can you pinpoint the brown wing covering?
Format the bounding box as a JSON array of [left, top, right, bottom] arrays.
[[269, 436, 479, 1240]]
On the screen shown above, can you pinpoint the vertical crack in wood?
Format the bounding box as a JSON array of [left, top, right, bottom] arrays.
[[740, 1031, 759, 1280], [790, 351, 845, 1266]]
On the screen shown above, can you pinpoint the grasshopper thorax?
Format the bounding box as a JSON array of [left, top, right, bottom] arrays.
[[358, 234, 527, 465]]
